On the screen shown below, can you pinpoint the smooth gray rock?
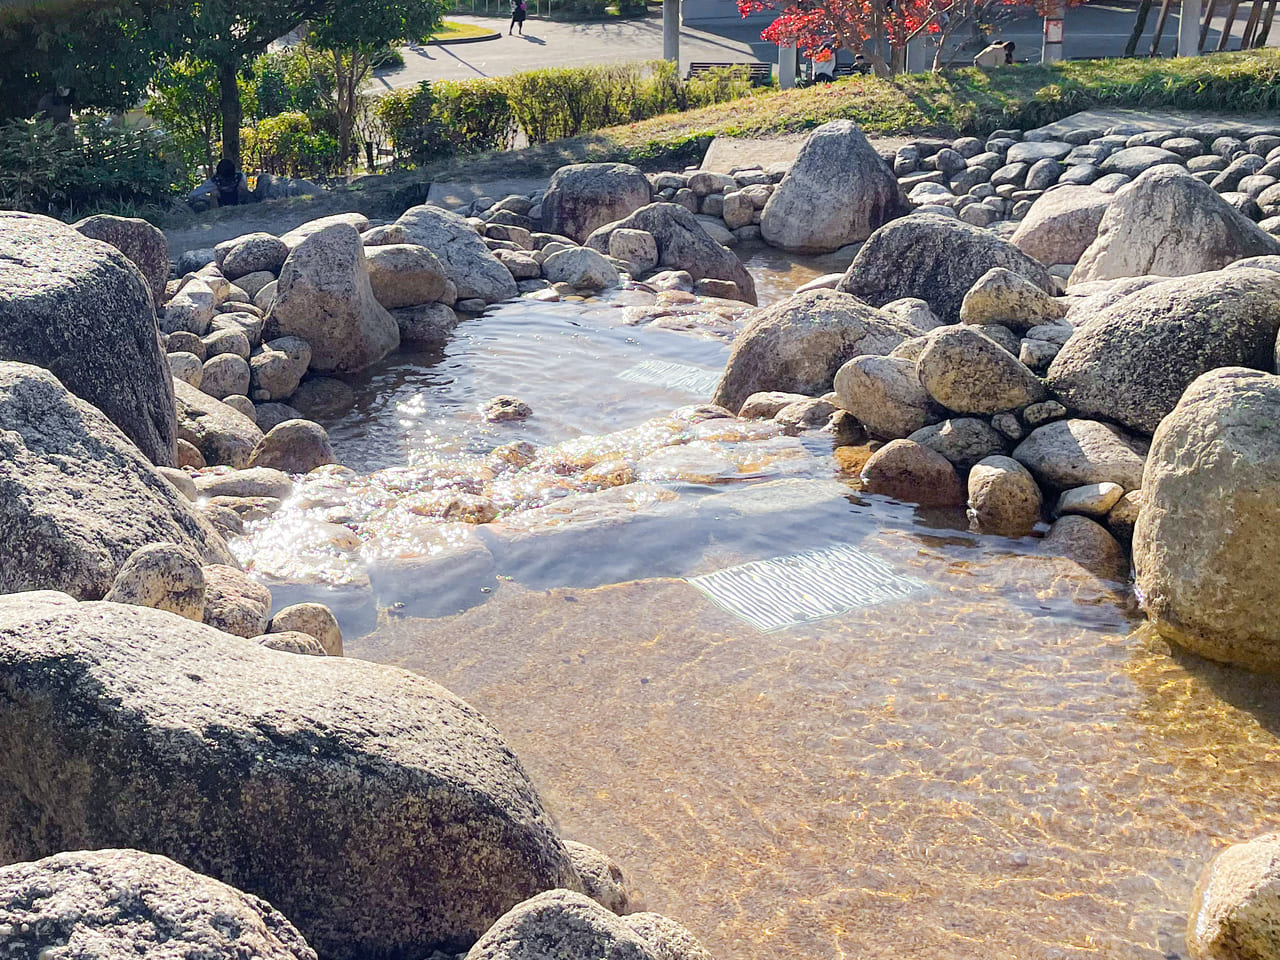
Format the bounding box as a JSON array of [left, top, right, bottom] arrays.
[[1071, 167, 1280, 285], [270, 601, 343, 657], [394, 302, 461, 348], [542, 163, 653, 243], [201, 353, 251, 400], [1, 211, 177, 465], [465, 889, 658, 960], [837, 213, 1054, 324], [174, 377, 265, 469], [1134, 368, 1280, 673], [712, 289, 917, 411], [267, 223, 399, 372], [73, 214, 168, 308], [249, 336, 311, 402], [1009, 186, 1111, 266], [1013, 418, 1146, 490], [586, 203, 757, 304], [248, 419, 336, 474], [1186, 832, 1280, 959], [759, 120, 904, 254], [279, 213, 371, 251], [564, 841, 631, 914], [0, 363, 233, 599], [103, 541, 206, 621], [0, 849, 317, 960], [860, 438, 964, 506], [543, 247, 621, 291], [1099, 146, 1183, 177], [833, 354, 938, 440], [366, 243, 449, 309], [395, 205, 519, 304], [917, 326, 1046, 414], [907, 417, 1006, 470], [966, 455, 1042, 537], [1048, 268, 1280, 434], [218, 232, 290, 280], [0, 595, 584, 960]]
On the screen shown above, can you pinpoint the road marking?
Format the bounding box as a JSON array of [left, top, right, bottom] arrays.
[[688, 544, 927, 632], [618, 359, 721, 396]]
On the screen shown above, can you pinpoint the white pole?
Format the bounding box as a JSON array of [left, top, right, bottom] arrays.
[[905, 35, 927, 72], [663, 0, 680, 64], [778, 43, 796, 87], [1178, 0, 1204, 53], [1042, 0, 1065, 60]]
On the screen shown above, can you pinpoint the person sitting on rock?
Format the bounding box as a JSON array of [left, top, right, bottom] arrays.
[[973, 40, 1013, 67], [214, 158, 249, 207]]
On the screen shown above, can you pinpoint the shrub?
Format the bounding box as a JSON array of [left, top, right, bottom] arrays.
[[434, 79, 517, 153], [374, 82, 451, 165], [251, 48, 327, 120], [241, 111, 341, 178], [0, 114, 187, 217]]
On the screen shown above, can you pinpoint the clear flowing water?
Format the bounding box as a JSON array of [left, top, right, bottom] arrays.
[[234, 252, 1280, 960]]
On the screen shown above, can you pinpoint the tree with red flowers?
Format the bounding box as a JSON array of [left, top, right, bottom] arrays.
[[740, 0, 1065, 75]]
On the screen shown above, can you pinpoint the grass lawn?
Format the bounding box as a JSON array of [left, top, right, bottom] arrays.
[[430, 20, 499, 41]]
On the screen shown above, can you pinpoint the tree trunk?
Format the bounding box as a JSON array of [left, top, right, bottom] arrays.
[[1149, 0, 1176, 54], [1256, 0, 1277, 43], [1125, 0, 1155, 55], [218, 58, 242, 165], [1216, 0, 1242, 49]]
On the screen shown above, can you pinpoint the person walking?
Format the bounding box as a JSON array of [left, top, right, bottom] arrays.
[[509, 0, 526, 35]]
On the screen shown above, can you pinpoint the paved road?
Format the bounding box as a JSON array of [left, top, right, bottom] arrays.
[[369, 16, 759, 89], [370, 1, 1274, 90]]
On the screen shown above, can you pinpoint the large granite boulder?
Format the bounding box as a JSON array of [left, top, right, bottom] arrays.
[[1134, 368, 1280, 673], [759, 120, 904, 253], [394, 205, 519, 303], [464, 889, 658, 960], [837, 213, 1054, 324], [1008, 186, 1112, 266], [1187, 832, 1280, 960], [0, 595, 585, 960], [1070, 167, 1280, 285], [174, 377, 266, 468], [541, 163, 652, 243], [1013, 418, 1146, 490], [0, 849, 317, 960], [586, 203, 757, 304], [1047, 268, 1280, 434], [73, 213, 169, 308], [1, 211, 177, 465], [0, 362, 233, 599], [266, 223, 399, 372], [712, 289, 917, 411]]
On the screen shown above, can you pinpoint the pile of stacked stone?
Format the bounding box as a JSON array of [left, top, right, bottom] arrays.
[[889, 120, 1280, 235]]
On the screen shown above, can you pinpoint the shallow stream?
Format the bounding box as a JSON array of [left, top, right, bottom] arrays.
[[235, 247, 1280, 960]]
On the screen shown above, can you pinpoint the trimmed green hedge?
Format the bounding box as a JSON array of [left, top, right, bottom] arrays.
[[373, 60, 753, 166]]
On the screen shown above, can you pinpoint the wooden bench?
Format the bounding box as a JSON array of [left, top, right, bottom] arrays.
[[832, 61, 872, 77], [686, 61, 774, 85]]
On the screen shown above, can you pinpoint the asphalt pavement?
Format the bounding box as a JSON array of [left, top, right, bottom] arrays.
[[370, 1, 1275, 90]]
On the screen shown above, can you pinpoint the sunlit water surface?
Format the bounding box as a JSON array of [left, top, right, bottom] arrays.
[[234, 250, 1280, 960]]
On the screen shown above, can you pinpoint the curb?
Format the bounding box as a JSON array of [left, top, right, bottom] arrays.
[[428, 30, 503, 44]]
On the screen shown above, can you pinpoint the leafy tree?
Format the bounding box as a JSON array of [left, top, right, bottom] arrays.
[[183, 0, 441, 167], [145, 55, 257, 174], [0, 0, 183, 120], [300, 0, 441, 168], [741, 0, 1074, 75]]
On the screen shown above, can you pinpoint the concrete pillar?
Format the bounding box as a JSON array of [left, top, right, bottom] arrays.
[[778, 43, 796, 88], [905, 36, 928, 72], [1042, 0, 1065, 61], [1179, 0, 1204, 53], [663, 0, 680, 64]]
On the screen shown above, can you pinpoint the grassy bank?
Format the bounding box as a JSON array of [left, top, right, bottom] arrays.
[[411, 48, 1280, 178], [165, 49, 1280, 233]]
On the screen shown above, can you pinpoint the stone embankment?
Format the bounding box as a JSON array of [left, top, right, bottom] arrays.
[[4, 111, 1280, 958]]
